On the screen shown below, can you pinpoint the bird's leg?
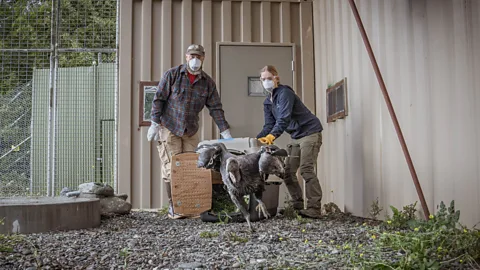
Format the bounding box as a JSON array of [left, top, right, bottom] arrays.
[[252, 193, 270, 219], [228, 191, 255, 232]]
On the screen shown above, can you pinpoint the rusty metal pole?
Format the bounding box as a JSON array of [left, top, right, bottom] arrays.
[[347, 0, 430, 220]]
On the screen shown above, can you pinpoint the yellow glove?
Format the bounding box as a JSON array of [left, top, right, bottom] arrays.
[[258, 134, 276, 145]]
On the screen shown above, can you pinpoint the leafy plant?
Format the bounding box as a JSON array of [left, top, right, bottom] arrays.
[[369, 197, 383, 220], [158, 206, 168, 216], [384, 201, 418, 229], [345, 200, 480, 269], [0, 218, 26, 253], [199, 231, 219, 238], [227, 233, 249, 243], [119, 247, 131, 268]]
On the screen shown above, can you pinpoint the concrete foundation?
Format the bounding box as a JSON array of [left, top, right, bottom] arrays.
[[0, 197, 101, 234]]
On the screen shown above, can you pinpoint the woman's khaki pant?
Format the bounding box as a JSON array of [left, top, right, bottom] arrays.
[[283, 132, 323, 210]]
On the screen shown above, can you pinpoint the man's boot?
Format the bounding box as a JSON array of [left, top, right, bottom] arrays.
[[164, 181, 185, 219]]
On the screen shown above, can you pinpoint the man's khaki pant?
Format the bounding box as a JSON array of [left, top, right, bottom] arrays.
[[156, 128, 200, 219], [156, 128, 200, 184], [283, 132, 323, 209]]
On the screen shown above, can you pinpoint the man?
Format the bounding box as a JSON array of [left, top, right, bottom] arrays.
[[256, 65, 324, 219], [147, 44, 232, 219]]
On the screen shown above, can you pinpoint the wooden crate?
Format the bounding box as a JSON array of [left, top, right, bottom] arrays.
[[170, 153, 222, 217]]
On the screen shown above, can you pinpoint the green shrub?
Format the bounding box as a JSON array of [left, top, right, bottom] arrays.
[[346, 200, 480, 269]]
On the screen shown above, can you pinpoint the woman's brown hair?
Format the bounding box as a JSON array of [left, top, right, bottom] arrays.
[[260, 65, 279, 76]]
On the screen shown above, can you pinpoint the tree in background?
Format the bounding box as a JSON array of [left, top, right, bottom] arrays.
[[0, 0, 117, 195]]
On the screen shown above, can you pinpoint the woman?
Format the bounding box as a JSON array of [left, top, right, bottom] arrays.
[[256, 65, 324, 219]]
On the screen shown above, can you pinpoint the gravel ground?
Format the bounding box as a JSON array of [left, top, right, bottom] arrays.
[[0, 209, 476, 270]]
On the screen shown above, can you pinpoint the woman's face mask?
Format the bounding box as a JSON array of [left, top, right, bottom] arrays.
[[262, 79, 275, 92], [260, 70, 278, 96]]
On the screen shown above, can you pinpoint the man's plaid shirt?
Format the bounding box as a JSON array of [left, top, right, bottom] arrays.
[[150, 64, 230, 137]]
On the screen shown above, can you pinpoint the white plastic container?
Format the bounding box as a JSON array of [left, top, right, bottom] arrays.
[[197, 137, 260, 154]]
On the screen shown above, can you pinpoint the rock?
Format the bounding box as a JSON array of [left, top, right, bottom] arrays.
[[78, 193, 100, 199], [60, 187, 71, 196], [78, 182, 114, 197], [100, 196, 132, 216], [114, 193, 128, 201], [178, 262, 204, 269]]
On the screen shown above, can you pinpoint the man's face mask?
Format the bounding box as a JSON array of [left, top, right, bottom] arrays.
[[189, 58, 202, 71]]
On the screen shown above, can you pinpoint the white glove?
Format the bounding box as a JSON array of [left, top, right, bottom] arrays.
[[147, 121, 161, 141], [220, 129, 232, 139]]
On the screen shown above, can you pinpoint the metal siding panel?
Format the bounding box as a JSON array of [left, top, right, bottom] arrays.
[[427, 0, 455, 212], [261, 2, 271, 42], [173, 0, 183, 65], [140, 0, 152, 209], [131, 0, 143, 208], [241, 2, 252, 42], [323, 0, 332, 205], [251, 2, 261, 42], [151, 0, 165, 209], [367, 0, 384, 217], [314, 0, 480, 226], [201, 0, 214, 140], [222, 1, 232, 41], [231, 1, 241, 42], [271, 3, 281, 43], [118, 0, 133, 203], [473, 0, 480, 227], [300, 2, 315, 112], [182, 0, 193, 50], [280, 2, 291, 43], [452, 1, 478, 227], [192, 1, 203, 44], [342, 0, 364, 216], [380, 0, 403, 216], [291, 3, 302, 100], [332, 0, 346, 211], [410, 0, 434, 213], [162, 0, 173, 72]]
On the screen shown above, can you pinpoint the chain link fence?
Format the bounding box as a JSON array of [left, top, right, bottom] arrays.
[[0, 0, 118, 197]]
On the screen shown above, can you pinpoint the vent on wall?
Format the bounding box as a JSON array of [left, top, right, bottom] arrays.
[[326, 77, 348, 123]]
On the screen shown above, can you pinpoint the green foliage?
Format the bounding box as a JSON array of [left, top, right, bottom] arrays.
[[369, 197, 384, 220], [0, 218, 26, 253], [210, 185, 237, 224], [199, 231, 219, 238], [158, 206, 168, 216], [345, 200, 480, 269], [1, 0, 117, 95], [384, 201, 418, 229], [227, 232, 249, 243], [282, 196, 299, 220]]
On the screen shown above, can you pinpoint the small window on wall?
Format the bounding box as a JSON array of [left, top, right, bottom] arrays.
[[326, 77, 348, 123], [138, 81, 159, 127], [248, 76, 265, 97]]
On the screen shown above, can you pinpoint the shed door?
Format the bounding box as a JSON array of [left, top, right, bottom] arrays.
[[218, 44, 296, 208], [218, 44, 294, 150]]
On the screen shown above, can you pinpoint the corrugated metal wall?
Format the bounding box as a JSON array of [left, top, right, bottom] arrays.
[[118, 0, 314, 209], [313, 0, 480, 227]]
